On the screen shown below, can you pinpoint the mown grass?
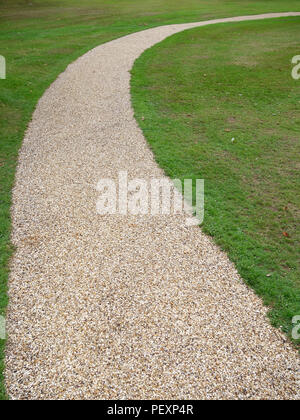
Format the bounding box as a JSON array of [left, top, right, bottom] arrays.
[[131, 17, 300, 350], [1, 1, 300, 400]]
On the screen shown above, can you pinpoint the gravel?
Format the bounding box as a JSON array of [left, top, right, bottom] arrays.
[[5, 13, 300, 400]]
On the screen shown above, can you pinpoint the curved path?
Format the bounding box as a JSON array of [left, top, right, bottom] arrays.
[[6, 13, 300, 400]]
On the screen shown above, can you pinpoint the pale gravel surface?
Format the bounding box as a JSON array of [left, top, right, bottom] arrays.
[[5, 13, 300, 400]]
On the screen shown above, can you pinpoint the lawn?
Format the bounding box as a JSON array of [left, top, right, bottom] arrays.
[[1, 0, 300, 400], [131, 17, 300, 348]]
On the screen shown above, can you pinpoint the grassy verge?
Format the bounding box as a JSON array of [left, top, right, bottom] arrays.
[[131, 17, 300, 349], [1, 1, 300, 400]]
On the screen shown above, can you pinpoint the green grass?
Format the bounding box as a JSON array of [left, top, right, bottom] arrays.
[[1, 1, 300, 400], [131, 17, 300, 350]]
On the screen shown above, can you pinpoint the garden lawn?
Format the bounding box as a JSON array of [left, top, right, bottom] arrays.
[[1, 0, 300, 399], [131, 17, 300, 350]]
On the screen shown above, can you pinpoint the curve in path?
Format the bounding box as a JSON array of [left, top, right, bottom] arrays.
[[6, 13, 300, 400]]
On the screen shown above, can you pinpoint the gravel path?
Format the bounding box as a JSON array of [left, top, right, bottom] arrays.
[[6, 13, 300, 400]]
